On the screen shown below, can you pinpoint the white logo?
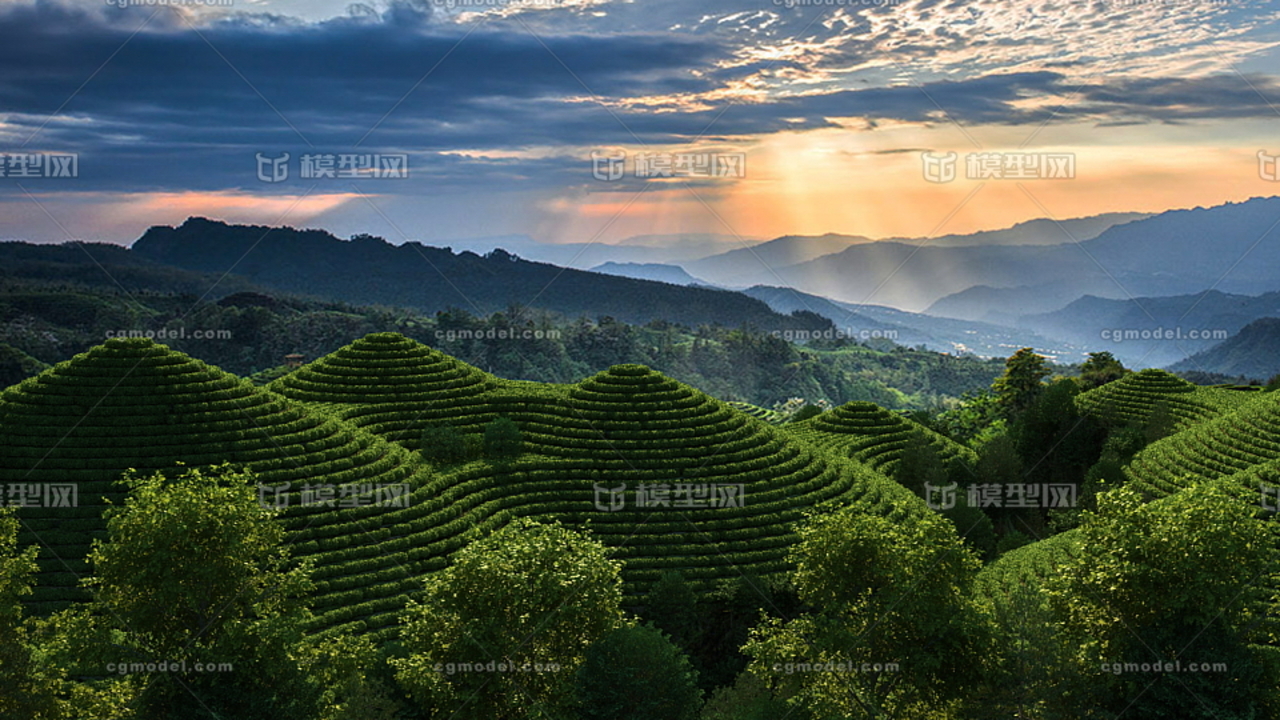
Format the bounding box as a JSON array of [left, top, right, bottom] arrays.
[[921, 151, 957, 183], [923, 482, 957, 510], [593, 482, 626, 512], [591, 149, 626, 181], [256, 152, 290, 183]]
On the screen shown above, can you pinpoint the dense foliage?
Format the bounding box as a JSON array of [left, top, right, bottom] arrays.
[[1, 336, 1277, 717]]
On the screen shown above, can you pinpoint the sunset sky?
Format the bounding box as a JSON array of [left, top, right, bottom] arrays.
[[2, 0, 1279, 247]]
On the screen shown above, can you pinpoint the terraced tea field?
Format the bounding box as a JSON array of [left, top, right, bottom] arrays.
[[783, 400, 977, 478], [1, 333, 935, 640]]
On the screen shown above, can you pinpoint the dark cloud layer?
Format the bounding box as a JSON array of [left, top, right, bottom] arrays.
[[0, 1, 1275, 196]]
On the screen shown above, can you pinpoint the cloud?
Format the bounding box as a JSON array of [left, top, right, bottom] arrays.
[[0, 0, 1276, 199]]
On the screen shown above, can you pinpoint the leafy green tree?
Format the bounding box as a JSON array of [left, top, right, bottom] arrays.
[[743, 508, 991, 717], [896, 431, 993, 559], [935, 391, 1003, 446], [1078, 351, 1127, 390], [893, 430, 949, 497], [685, 574, 803, 693], [992, 348, 1050, 418], [420, 422, 471, 465], [573, 624, 702, 720], [993, 529, 1032, 556], [79, 465, 323, 720], [392, 519, 624, 719], [642, 570, 701, 651], [1047, 483, 1277, 719], [699, 671, 796, 720], [1011, 379, 1105, 487], [789, 404, 824, 423], [968, 556, 1079, 719], [0, 507, 67, 720], [483, 416, 523, 461]]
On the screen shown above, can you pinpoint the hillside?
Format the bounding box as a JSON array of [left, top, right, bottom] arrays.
[[1019, 290, 1280, 368], [1074, 368, 1255, 430], [784, 400, 977, 479], [5, 333, 936, 641], [1169, 317, 1280, 381], [130, 217, 825, 332], [0, 337, 424, 629], [740, 196, 1280, 314], [741, 285, 1081, 360], [1123, 389, 1280, 499], [589, 262, 713, 287]]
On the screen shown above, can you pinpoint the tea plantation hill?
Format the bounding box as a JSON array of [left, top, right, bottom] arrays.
[[782, 400, 978, 478], [0, 337, 426, 635], [269, 335, 935, 614], [1123, 383, 1280, 500], [3, 333, 942, 642], [984, 373, 1280, 654], [725, 401, 785, 425], [1074, 368, 1256, 430]]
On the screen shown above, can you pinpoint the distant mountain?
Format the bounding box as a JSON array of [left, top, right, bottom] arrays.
[[681, 233, 876, 287], [740, 286, 1083, 361], [736, 197, 1280, 313], [0, 238, 262, 297], [129, 218, 833, 332], [682, 212, 1145, 293], [1169, 317, 1280, 381], [926, 283, 1099, 324], [1019, 289, 1280, 368], [589, 262, 713, 287], [437, 233, 754, 268], [919, 212, 1150, 247]]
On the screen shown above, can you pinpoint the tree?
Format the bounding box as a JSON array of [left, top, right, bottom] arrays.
[[1046, 483, 1277, 718], [934, 390, 1003, 446], [0, 507, 67, 720], [420, 422, 471, 465], [743, 508, 991, 717], [642, 570, 701, 651], [483, 416, 523, 461], [699, 671, 795, 720], [1078, 351, 1127, 390], [392, 519, 624, 719], [893, 430, 949, 497], [573, 624, 702, 720], [78, 464, 324, 720], [992, 348, 1050, 418], [789, 404, 824, 423]]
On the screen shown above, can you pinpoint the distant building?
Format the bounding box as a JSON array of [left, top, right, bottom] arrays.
[[284, 353, 306, 368]]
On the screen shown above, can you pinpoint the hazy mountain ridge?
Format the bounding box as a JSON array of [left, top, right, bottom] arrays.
[[1169, 317, 1280, 380], [717, 197, 1280, 314], [589, 262, 714, 287], [129, 217, 831, 332], [739, 285, 1084, 361], [1021, 289, 1280, 368]]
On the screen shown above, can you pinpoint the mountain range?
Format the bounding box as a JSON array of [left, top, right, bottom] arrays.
[[128, 218, 828, 333], [676, 198, 1280, 317]]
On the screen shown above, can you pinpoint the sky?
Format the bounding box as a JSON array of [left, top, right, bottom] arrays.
[[1, 0, 1279, 248]]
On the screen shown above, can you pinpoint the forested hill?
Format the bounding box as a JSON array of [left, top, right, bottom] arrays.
[[130, 217, 830, 332]]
